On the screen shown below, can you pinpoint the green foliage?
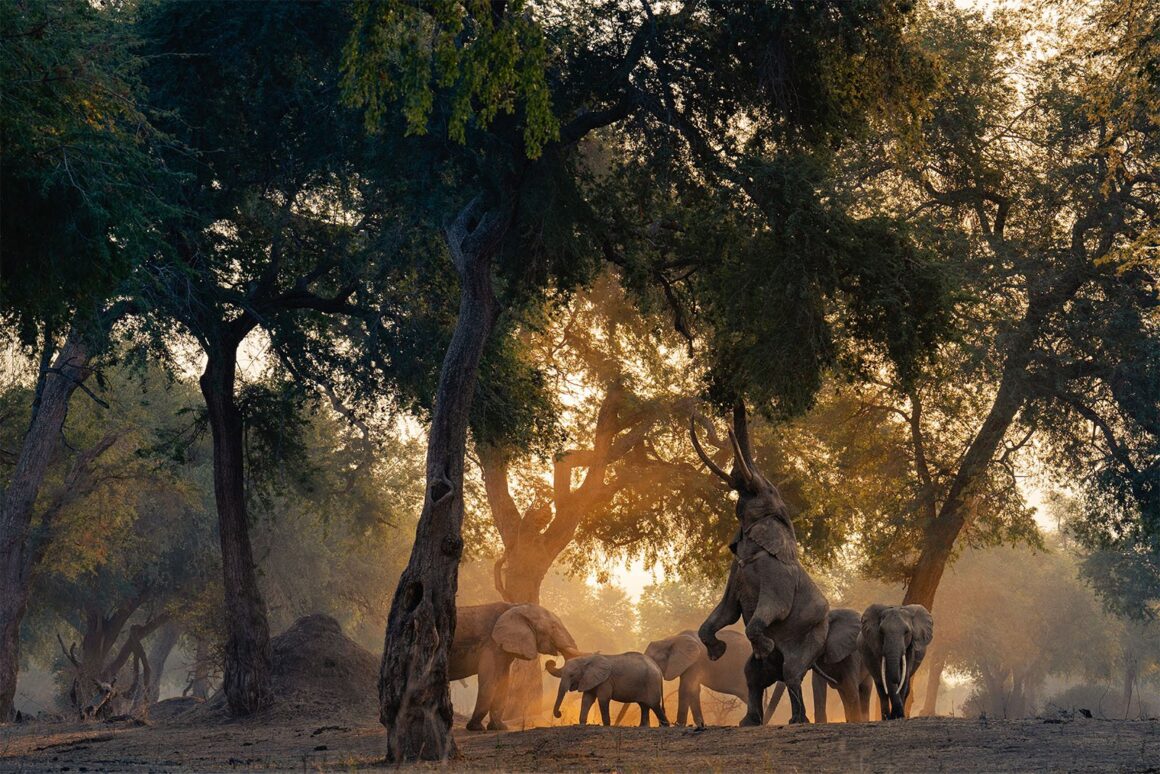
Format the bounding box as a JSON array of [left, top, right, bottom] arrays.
[[637, 579, 724, 644], [0, 0, 172, 344], [343, 0, 559, 157]]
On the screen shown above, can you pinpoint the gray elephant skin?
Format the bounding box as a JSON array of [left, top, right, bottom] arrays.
[[763, 607, 873, 723], [449, 601, 581, 730], [859, 603, 934, 719], [547, 652, 670, 726], [693, 411, 830, 725], [644, 629, 751, 726]]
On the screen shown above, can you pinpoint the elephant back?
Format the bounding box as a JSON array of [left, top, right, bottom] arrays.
[[453, 601, 513, 652]]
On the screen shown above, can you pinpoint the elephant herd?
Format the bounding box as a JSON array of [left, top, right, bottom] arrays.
[[448, 411, 934, 730]]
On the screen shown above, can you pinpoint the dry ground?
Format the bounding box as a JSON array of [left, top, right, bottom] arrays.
[[1, 715, 1158, 772]]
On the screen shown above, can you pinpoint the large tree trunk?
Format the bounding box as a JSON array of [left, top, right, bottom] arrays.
[[0, 330, 91, 721], [379, 203, 502, 762], [903, 365, 1026, 610], [497, 550, 552, 726], [200, 348, 272, 716]]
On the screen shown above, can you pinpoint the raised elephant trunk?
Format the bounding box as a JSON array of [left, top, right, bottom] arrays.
[[545, 659, 563, 677]]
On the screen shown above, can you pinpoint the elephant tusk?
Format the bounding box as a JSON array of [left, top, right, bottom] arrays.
[[898, 653, 907, 694], [881, 656, 887, 691]]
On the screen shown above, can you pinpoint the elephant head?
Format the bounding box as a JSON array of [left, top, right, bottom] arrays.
[[546, 655, 611, 718], [492, 604, 582, 661], [645, 632, 706, 681], [861, 603, 933, 719]]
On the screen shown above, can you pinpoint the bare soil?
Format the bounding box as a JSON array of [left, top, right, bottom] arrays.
[[1, 715, 1157, 772], [5, 619, 1155, 771]]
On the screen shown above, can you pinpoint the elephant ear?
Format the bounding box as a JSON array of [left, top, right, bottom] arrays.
[[824, 609, 862, 663], [492, 607, 537, 660], [662, 635, 706, 681], [904, 604, 934, 648], [744, 519, 796, 563], [577, 655, 612, 692], [861, 603, 888, 648]]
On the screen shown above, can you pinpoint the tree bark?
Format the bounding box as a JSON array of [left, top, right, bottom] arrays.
[[0, 330, 91, 721], [903, 363, 1026, 610], [379, 202, 503, 762], [495, 551, 552, 725], [200, 346, 273, 716]]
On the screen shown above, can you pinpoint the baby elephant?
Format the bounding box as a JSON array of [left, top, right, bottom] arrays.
[[547, 653, 670, 727]]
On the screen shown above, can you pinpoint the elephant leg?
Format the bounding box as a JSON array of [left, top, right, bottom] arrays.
[[675, 688, 689, 727], [638, 702, 650, 727], [837, 679, 863, 723], [652, 698, 670, 727], [487, 655, 514, 731], [689, 683, 705, 729], [742, 655, 777, 726], [468, 651, 503, 731], [599, 696, 612, 726], [859, 677, 872, 722], [579, 692, 595, 725], [873, 679, 889, 721], [699, 565, 743, 660], [779, 646, 815, 725], [812, 671, 829, 724], [763, 681, 784, 724]]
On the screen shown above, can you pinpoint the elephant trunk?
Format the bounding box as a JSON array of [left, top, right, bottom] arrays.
[[545, 659, 563, 678], [552, 676, 567, 719], [883, 644, 905, 718]]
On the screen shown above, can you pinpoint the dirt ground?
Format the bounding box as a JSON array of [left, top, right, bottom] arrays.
[[1, 714, 1157, 772]]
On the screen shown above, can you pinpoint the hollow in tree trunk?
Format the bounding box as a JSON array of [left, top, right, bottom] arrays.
[[200, 347, 272, 716], [379, 202, 503, 762], [0, 330, 91, 721]]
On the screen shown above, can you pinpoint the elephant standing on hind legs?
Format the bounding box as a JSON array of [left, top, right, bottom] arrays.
[[860, 603, 933, 719], [448, 602, 582, 731], [692, 405, 829, 726]]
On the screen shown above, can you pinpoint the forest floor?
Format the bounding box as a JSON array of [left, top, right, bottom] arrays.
[[1, 714, 1158, 772]]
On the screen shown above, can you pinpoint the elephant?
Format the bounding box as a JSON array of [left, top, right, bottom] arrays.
[[692, 408, 830, 725], [763, 608, 873, 723], [859, 603, 934, 719], [547, 652, 670, 727], [448, 601, 582, 731], [641, 629, 750, 727]]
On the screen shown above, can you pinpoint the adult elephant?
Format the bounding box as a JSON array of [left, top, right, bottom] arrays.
[[859, 603, 933, 719], [693, 407, 830, 725], [641, 629, 751, 727], [449, 602, 582, 730], [763, 608, 873, 723]]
